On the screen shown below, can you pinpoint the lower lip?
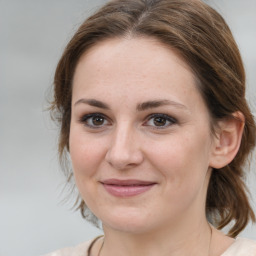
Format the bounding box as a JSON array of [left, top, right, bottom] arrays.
[[102, 184, 155, 197]]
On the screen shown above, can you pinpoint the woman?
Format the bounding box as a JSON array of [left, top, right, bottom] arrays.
[[46, 0, 256, 255]]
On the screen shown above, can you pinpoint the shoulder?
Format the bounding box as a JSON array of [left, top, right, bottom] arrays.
[[42, 237, 99, 256], [221, 238, 256, 256]]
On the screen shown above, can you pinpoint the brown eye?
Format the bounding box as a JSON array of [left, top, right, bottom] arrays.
[[92, 116, 105, 126], [80, 113, 109, 128], [153, 117, 167, 126], [144, 113, 177, 129]]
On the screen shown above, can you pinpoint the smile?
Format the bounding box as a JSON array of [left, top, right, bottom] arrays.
[[101, 179, 157, 197]]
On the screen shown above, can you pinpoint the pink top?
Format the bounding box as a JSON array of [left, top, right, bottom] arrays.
[[43, 237, 256, 256]]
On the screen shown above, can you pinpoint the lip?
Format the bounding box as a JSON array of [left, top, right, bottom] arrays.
[[100, 179, 157, 197]]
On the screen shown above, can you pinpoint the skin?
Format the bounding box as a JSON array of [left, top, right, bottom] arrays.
[[70, 37, 236, 256]]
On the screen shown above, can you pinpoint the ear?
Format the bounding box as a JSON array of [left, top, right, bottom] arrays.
[[209, 111, 245, 169]]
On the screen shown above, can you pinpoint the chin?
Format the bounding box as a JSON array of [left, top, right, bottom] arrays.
[[98, 207, 159, 234], [104, 220, 154, 234]]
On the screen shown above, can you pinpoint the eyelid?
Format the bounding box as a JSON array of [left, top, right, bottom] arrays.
[[79, 112, 111, 128], [143, 113, 177, 128], [78, 112, 177, 130]]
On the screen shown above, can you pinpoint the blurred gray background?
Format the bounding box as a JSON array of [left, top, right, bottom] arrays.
[[1, 1, 255, 256]]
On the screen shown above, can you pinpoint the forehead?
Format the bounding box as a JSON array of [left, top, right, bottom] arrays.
[[72, 37, 207, 116], [77, 37, 192, 73], [74, 37, 195, 89]]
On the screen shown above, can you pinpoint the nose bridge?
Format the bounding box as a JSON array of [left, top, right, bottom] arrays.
[[105, 121, 143, 169], [113, 122, 132, 149]]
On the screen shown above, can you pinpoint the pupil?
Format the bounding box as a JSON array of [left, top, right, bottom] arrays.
[[93, 116, 104, 125], [154, 117, 166, 126]]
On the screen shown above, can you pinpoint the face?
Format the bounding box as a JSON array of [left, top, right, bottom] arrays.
[[70, 37, 216, 234]]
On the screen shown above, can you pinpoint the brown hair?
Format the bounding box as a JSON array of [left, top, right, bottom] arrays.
[[51, 0, 256, 237]]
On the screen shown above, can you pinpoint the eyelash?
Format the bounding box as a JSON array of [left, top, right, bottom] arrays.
[[79, 113, 110, 129], [144, 113, 177, 129], [79, 113, 177, 129]]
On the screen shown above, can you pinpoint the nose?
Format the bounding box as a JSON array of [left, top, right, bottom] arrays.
[[105, 125, 144, 170]]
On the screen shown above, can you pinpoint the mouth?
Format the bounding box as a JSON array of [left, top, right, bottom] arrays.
[[100, 179, 157, 197]]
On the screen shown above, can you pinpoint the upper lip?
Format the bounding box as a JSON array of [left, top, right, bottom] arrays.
[[101, 179, 157, 186]]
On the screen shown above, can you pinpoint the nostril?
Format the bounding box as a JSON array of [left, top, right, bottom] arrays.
[[105, 129, 144, 169], [105, 147, 144, 170]]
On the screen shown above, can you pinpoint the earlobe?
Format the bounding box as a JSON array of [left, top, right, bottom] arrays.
[[209, 111, 245, 169]]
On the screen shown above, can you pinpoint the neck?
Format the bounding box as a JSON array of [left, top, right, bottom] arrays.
[[100, 218, 212, 256]]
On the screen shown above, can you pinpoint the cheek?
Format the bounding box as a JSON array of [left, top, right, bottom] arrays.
[[69, 129, 106, 205], [147, 134, 212, 215], [146, 131, 212, 188], [69, 127, 106, 179]]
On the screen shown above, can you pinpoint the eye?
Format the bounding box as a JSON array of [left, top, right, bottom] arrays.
[[79, 113, 110, 128], [144, 114, 177, 128]]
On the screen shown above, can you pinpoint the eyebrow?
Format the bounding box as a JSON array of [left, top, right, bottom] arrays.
[[74, 98, 187, 111], [74, 98, 110, 109], [136, 100, 187, 111]]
